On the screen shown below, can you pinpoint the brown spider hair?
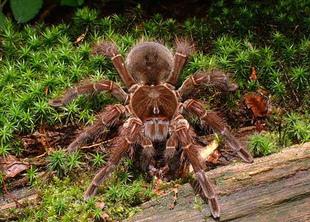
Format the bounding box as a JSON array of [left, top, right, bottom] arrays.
[[125, 42, 174, 85]]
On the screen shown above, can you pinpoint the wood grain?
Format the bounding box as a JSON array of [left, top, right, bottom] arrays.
[[126, 142, 310, 222]]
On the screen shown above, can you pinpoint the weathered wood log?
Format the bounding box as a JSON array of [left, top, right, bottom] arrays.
[[0, 187, 38, 221], [126, 142, 310, 222]]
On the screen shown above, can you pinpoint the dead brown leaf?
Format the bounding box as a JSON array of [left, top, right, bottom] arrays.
[[244, 92, 268, 118], [96, 201, 106, 210], [200, 139, 219, 161], [250, 67, 257, 81], [255, 120, 266, 132], [153, 177, 166, 196], [0, 155, 29, 179], [74, 33, 86, 44], [100, 212, 113, 222], [206, 150, 221, 164], [44, 86, 49, 95]]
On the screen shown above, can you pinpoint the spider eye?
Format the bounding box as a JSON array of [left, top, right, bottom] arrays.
[[126, 42, 174, 85]]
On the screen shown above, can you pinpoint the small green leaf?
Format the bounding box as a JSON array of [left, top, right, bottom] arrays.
[[10, 0, 43, 23], [60, 0, 84, 7], [0, 11, 6, 29]]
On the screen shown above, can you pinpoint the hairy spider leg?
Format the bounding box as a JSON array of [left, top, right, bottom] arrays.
[[49, 80, 128, 107], [183, 99, 254, 163], [67, 104, 126, 152], [173, 114, 220, 218], [167, 38, 194, 85], [84, 117, 143, 199], [178, 69, 238, 99], [92, 41, 136, 87]]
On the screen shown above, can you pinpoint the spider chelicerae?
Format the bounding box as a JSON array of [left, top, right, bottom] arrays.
[[49, 39, 253, 218]]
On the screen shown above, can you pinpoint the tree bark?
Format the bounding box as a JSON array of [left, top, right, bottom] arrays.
[[126, 142, 310, 222]]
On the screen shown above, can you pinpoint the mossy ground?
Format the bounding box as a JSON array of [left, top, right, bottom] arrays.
[[0, 1, 309, 221]]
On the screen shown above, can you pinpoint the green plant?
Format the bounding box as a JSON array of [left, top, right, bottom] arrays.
[[67, 151, 83, 171], [20, 176, 105, 221], [54, 198, 66, 216], [270, 72, 286, 98], [290, 67, 309, 91], [63, 102, 81, 124], [284, 113, 310, 143], [48, 150, 85, 177], [249, 132, 279, 156], [48, 150, 68, 177], [8, 0, 42, 23], [0, 123, 14, 145], [104, 178, 154, 219], [0, 144, 10, 156], [26, 166, 38, 185], [11, 143, 23, 156], [91, 152, 106, 167], [73, 7, 98, 26], [33, 100, 53, 123], [0, 0, 84, 24]]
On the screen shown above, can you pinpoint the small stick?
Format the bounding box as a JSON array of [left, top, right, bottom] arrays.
[[81, 139, 113, 149]]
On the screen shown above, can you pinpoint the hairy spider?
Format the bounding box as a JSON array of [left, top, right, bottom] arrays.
[[49, 39, 253, 218]]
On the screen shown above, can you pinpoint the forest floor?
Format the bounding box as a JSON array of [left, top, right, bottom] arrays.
[[0, 1, 309, 221]]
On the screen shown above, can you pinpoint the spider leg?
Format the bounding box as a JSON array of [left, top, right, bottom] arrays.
[[178, 70, 238, 99], [167, 38, 194, 85], [84, 117, 143, 199], [184, 145, 220, 218], [141, 136, 155, 159], [49, 80, 128, 107], [140, 136, 155, 170], [92, 41, 136, 88], [173, 114, 220, 218], [183, 99, 254, 163], [164, 133, 178, 162], [67, 104, 126, 152]]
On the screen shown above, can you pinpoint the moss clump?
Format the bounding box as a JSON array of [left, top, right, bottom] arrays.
[[248, 132, 279, 157], [19, 177, 102, 222], [47, 150, 83, 177], [101, 159, 156, 220], [19, 159, 155, 221], [283, 113, 310, 143]]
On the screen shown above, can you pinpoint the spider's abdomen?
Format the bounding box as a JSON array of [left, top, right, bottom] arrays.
[[125, 42, 174, 85]]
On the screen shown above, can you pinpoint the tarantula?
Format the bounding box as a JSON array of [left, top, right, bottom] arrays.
[[49, 39, 253, 218]]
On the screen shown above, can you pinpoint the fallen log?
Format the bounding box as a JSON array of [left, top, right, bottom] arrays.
[[0, 187, 38, 221], [126, 142, 310, 222]]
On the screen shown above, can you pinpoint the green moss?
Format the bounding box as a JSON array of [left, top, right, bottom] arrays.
[[248, 132, 279, 157], [20, 177, 100, 221], [0, 3, 310, 221], [1, 7, 309, 148], [283, 113, 310, 143], [19, 160, 155, 221]]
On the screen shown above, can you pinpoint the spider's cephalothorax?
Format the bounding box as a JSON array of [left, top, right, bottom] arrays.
[[49, 39, 253, 218]]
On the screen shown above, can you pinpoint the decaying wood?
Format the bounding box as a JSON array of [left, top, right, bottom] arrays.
[[0, 171, 49, 221], [0, 187, 38, 221], [126, 142, 310, 222]]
